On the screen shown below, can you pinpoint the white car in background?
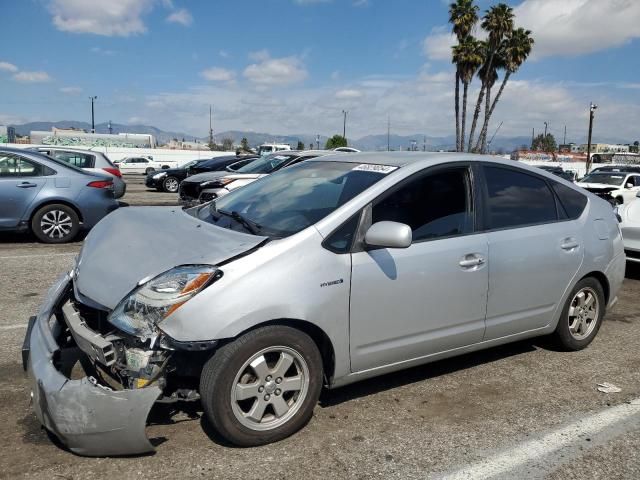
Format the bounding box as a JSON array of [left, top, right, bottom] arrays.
[[116, 157, 177, 175], [576, 168, 640, 205], [616, 192, 640, 262], [30, 147, 126, 198]]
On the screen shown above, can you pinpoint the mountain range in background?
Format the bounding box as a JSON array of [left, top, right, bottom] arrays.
[[8, 120, 616, 153]]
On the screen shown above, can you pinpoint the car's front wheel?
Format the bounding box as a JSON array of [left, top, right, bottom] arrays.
[[162, 176, 180, 193], [31, 203, 80, 243], [145, 167, 155, 175], [200, 325, 323, 446], [552, 277, 605, 350]]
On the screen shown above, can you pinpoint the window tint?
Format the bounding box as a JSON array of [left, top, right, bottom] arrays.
[[52, 151, 94, 168], [551, 182, 587, 219], [0, 154, 43, 177], [324, 213, 361, 253], [372, 168, 472, 241], [484, 166, 557, 229]]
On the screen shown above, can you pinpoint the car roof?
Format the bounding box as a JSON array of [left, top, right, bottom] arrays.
[[306, 151, 511, 168]]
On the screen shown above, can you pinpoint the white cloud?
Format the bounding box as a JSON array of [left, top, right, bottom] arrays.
[[335, 89, 363, 99], [219, 50, 230, 58], [0, 61, 18, 73], [13, 71, 52, 83], [424, 0, 640, 61], [248, 49, 270, 62], [166, 8, 192, 26], [48, 0, 154, 36], [201, 67, 236, 82], [243, 54, 308, 87], [91, 46, 116, 56], [515, 0, 640, 58], [60, 86, 83, 94]]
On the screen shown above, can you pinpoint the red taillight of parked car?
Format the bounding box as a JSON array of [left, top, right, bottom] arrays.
[[87, 180, 114, 189], [103, 167, 122, 178]]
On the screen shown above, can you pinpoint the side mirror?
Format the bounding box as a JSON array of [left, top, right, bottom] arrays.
[[625, 183, 634, 189], [364, 221, 412, 249]]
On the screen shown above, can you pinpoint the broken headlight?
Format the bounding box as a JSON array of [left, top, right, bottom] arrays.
[[108, 265, 220, 341]]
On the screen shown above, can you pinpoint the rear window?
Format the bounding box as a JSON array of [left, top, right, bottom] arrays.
[[51, 151, 94, 168], [551, 182, 588, 219], [484, 166, 558, 230]]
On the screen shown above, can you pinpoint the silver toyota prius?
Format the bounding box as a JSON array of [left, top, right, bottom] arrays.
[[24, 152, 625, 456]]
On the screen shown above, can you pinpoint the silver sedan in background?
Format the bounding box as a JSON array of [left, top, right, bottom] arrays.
[[25, 152, 624, 455]]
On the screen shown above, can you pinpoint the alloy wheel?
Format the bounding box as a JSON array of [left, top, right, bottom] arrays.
[[165, 177, 179, 192], [231, 346, 310, 431], [40, 210, 74, 239], [568, 287, 600, 340]]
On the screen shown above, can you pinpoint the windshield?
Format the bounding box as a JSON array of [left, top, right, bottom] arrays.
[[580, 173, 625, 186], [199, 161, 391, 237], [236, 154, 295, 174], [182, 160, 200, 169]]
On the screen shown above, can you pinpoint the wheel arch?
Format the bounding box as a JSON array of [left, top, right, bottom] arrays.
[[579, 271, 610, 304], [232, 319, 336, 386]]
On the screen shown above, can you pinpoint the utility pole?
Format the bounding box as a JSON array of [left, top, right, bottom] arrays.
[[487, 121, 503, 152], [586, 102, 598, 174], [387, 115, 390, 151], [563, 125, 567, 145], [208, 105, 214, 147], [342, 110, 348, 143], [108, 120, 112, 135], [544, 121, 548, 137], [423, 135, 426, 152], [531, 127, 535, 150], [89, 96, 97, 133], [316, 134, 320, 150]]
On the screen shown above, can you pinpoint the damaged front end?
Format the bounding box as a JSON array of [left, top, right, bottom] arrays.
[[25, 271, 216, 456]]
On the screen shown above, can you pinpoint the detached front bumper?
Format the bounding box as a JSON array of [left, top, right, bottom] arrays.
[[24, 273, 161, 457]]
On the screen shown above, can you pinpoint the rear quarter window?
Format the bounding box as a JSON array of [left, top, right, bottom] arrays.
[[551, 182, 588, 219]]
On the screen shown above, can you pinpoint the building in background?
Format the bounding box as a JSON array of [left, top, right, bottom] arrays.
[[0, 125, 16, 144], [162, 139, 210, 150], [578, 143, 630, 154], [558, 143, 584, 153], [29, 127, 156, 148]]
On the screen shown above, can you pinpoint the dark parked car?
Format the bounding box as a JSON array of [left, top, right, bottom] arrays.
[[146, 156, 258, 193], [536, 165, 575, 182], [0, 147, 118, 243]]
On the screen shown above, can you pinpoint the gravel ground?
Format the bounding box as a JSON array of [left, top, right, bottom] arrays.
[[0, 174, 639, 479]]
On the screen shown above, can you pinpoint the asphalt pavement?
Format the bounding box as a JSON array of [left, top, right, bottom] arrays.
[[0, 174, 639, 479]]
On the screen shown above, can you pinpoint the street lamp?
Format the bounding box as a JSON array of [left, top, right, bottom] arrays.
[[342, 110, 348, 144], [89, 96, 98, 133], [543, 121, 548, 137], [586, 103, 598, 173]]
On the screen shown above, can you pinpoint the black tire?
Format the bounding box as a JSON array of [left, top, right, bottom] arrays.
[[31, 203, 80, 244], [552, 277, 605, 351], [200, 325, 323, 447], [145, 167, 155, 175], [162, 175, 180, 193]]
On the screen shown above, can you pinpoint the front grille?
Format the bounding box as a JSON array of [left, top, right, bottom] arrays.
[[199, 192, 218, 203], [179, 182, 200, 200]]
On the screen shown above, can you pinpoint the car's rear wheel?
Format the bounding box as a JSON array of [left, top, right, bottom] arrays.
[[200, 325, 323, 446], [31, 204, 80, 244], [162, 176, 180, 193], [552, 277, 605, 350], [145, 167, 155, 175]]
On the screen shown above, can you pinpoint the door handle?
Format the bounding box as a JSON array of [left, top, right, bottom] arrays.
[[561, 238, 579, 250], [17, 182, 37, 188], [459, 254, 485, 268]]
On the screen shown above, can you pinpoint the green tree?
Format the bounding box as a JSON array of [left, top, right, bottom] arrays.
[[309, 143, 314, 150], [296, 140, 305, 150], [240, 137, 249, 151], [467, 3, 514, 152], [452, 37, 484, 153], [531, 133, 556, 152], [325, 135, 347, 149], [221, 137, 234, 151], [476, 27, 534, 152], [449, 0, 479, 151], [208, 141, 217, 151]]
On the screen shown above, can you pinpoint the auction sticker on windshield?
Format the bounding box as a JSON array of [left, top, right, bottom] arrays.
[[352, 164, 398, 174]]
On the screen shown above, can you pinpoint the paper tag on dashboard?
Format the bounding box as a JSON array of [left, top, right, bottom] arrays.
[[352, 164, 398, 174]]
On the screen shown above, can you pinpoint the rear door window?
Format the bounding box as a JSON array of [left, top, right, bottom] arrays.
[[51, 151, 94, 168], [483, 166, 558, 230], [0, 154, 44, 177]]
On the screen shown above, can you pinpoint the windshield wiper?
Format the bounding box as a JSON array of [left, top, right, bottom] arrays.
[[217, 209, 262, 235]]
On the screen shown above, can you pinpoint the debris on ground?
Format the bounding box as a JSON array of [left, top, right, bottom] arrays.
[[597, 382, 622, 394]]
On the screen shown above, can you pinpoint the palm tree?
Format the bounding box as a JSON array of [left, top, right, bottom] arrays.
[[453, 38, 484, 152], [467, 3, 514, 152], [476, 28, 534, 152], [475, 43, 506, 152], [449, 0, 479, 151]]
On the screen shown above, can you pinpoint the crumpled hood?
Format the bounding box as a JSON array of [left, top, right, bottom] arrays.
[[75, 206, 267, 309]]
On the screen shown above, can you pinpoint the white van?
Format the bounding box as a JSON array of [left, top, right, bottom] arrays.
[[257, 143, 291, 156]]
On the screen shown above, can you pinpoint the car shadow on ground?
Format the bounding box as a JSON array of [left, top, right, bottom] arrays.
[[625, 261, 640, 280], [0, 230, 88, 245]]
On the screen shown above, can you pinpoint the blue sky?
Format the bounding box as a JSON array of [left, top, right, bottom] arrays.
[[0, 0, 639, 142]]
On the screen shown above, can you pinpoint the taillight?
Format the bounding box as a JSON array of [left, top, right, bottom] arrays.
[[87, 180, 114, 189], [103, 167, 122, 178]]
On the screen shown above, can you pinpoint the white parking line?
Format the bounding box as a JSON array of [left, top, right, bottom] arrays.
[[439, 398, 640, 480], [0, 323, 28, 331], [0, 252, 77, 260]]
